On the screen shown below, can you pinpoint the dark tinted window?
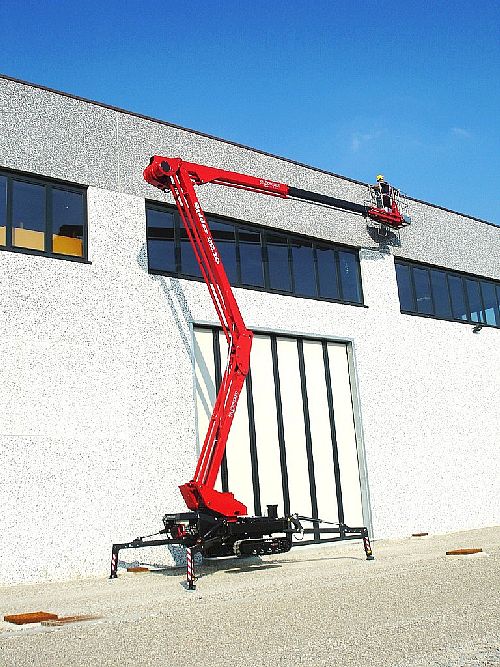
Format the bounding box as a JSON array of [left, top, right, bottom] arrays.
[[448, 275, 468, 321], [210, 220, 237, 283], [0, 175, 6, 246], [239, 228, 264, 287], [465, 279, 485, 323], [266, 234, 291, 292], [145, 203, 363, 306], [316, 246, 339, 300], [0, 171, 86, 260], [395, 260, 499, 329], [12, 180, 45, 251], [413, 267, 433, 314], [480, 282, 500, 326], [338, 250, 362, 303], [430, 269, 452, 318], [147, 208, 176, 273], [395, 263, 415, 311], [291, 239, 317, 297], [52, 189, 84, 257]]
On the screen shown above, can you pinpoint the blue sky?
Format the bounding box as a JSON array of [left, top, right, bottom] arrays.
[[1, 0, 499, 223]]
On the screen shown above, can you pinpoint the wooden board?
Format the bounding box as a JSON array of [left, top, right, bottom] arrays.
[[126, 566, 150, 573], [4, 611, 58, 625]]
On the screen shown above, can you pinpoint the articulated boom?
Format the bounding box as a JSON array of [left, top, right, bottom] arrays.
[[144, 156, 410, 519], [144, 157, 259, 518]]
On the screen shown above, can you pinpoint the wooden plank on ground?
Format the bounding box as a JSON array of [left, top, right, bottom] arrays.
[[127, 566, 150, 572], [4, 612, 58, 625]]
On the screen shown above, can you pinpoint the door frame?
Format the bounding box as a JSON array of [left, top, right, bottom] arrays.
[[190, 320, 373, 539]]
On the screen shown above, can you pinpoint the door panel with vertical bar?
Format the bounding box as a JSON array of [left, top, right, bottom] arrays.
[[276, 337, 312, 521], [217, 330, 255, 513], [193, 326, 364, 541], [327, 343, 364, 527], [302, 339, 340, 524]]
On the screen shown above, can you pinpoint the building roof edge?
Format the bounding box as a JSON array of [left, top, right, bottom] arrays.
[[1, 73, 497, 228]]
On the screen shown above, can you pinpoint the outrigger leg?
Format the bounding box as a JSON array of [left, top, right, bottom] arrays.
[[109, 533, 179, 579], [362, 528, 374, 560], [186, 547, 196, 590]]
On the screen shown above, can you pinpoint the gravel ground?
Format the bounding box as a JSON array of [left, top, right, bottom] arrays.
[[0, 526, 498, 667]]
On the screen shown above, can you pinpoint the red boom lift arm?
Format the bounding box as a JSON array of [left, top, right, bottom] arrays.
[[143, 156, 407, 520], [144, 157, 261, 518]]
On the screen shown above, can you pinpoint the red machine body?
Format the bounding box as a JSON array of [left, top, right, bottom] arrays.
[[143, 156, 408, 520]]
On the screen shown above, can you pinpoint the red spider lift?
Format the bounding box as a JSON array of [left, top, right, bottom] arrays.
[[109, 158, 409, 586]]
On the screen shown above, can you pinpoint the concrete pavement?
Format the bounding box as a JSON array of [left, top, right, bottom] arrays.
[[1, 526, 499, 666]]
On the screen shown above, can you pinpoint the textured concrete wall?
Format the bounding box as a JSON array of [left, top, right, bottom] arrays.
[[0, 77, 499, 584], [355, 251, 499, 538], [0, 189, 199, 582], [1, 76, 499, 277]]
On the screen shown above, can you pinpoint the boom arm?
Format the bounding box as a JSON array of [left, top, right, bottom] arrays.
[[144, 157, 259, 518], [143, 156, 407, 519]]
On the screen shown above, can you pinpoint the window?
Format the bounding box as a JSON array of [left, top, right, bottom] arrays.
[[395, 259, 500, 329], [448, 275, 468, 321], [0, 169, 86, 260], [211, 221, 237, 283], [290, 238, 316, 297], [395, 263, 415, 311], [465, 279, 484, 323], [316, 246, 340, 300], [146, 202, 363, 305], [146, 207, 176, 273], [338, 250, 362, 303], [0, 175, 7, 247], [413, 267, 433, 315], [265, 233, 291, 292], [481, 282, 500, 326], [239, 228, 264, 287], [430, 269, 452, 319]]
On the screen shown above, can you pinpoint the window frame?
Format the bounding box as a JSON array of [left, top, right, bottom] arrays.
[[0, 168, 89, 263], [146, 201, 365, 307], [395, 258, 500, 329]]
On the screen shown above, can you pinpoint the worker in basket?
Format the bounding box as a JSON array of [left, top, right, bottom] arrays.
[[373, 174, 393, 211]]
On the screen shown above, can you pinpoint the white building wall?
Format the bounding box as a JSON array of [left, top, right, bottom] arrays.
[[0, 189, 197, 582], [0, 77, 499, 584]]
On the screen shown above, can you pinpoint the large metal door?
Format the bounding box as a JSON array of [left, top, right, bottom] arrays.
[[193, 326, 365, 542]]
